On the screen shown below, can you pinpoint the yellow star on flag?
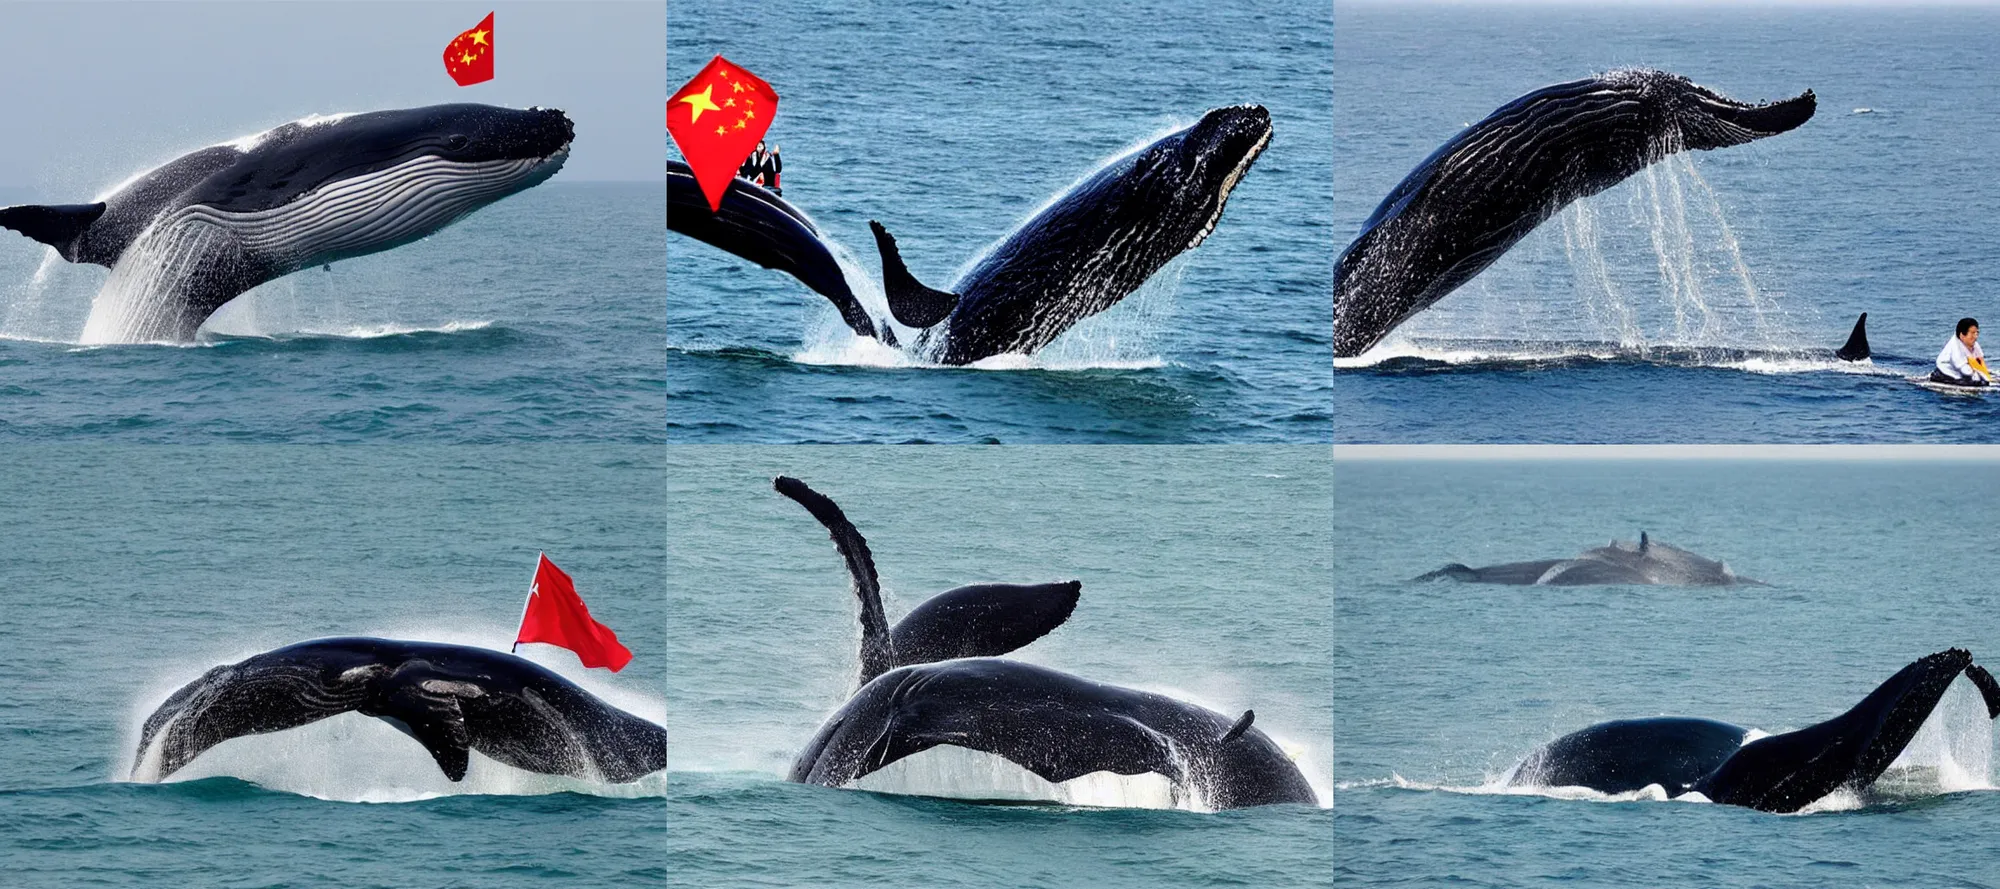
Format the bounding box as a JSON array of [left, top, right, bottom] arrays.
[[470, 29, 489, 46], [680, 85, 722, 124], [732, 81, 745, 93]]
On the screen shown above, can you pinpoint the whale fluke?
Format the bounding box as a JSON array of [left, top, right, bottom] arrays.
[[1836, 312, 1871, 361], [0, 203, 106, 262], [868, 220, 961, 329]]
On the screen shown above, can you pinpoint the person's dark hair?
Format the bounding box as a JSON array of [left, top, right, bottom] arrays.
[[1960, 317, 1981, 336]]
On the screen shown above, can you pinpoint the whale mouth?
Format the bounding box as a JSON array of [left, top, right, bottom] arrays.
[[1191, 111, 1272, 250]]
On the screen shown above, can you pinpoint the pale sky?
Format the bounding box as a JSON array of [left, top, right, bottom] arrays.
[[0, 1, 662, 192]]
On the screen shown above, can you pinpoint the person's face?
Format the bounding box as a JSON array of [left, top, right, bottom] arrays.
[[756, 141, 766, 152], [1964, 326, 1981, 348]]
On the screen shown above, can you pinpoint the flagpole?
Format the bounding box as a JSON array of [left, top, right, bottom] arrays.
[[512, 552, 542, 653]]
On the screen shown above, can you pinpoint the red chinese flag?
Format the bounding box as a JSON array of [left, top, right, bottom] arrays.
[[514, 554, 633, 671], [668, 55, 778, 212], [443, 12, 495, 87]]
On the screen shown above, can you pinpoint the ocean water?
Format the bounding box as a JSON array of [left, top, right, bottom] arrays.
[[667, 0, 1334, 443], [1335, 4, 2000, 443], [0, 446, 671, 886], [666, 447, 1332, 886], [1335, 456, 2000, 887], [0, 182, 665, 442]]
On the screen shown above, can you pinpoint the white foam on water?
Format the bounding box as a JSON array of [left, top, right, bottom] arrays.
[[1378, 149, 1828, 368], [120, 621, 668, 803]]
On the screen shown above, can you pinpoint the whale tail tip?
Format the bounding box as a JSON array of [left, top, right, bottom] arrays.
[[0, 202, 105, 263], [1836, 312, 1870, 361], [869, 220, 961, 329]]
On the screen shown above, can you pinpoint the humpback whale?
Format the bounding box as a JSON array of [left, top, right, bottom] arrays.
[[876, 104, 1272, 364], [1507, 649, 2000, 812], [774, 475, 1316, 809], [1415, 532, 1759, 586], [667, 159, 883, 341], [133, 637, 667, 783], [668, 106, 1271, 364], [1333, 70, 1816, 358], [0, 104, 573, 344]]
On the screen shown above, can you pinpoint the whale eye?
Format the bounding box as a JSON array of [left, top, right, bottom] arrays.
[[446, 134, 470, 150]]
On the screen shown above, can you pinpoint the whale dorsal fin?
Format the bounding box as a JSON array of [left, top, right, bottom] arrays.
[[1220, 710, 1255, 744], [1836, 312, 1870, 361], [1639, 531, 1650, 553], [775, 476, 897, 686], [0, 203, 106, 264], [869, 220, 960, 328]]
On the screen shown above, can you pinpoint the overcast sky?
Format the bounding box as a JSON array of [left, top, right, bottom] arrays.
[[0, 2, 661, 193]]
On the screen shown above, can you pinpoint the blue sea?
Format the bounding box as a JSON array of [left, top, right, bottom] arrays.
[[0, 182, 665, 442], [1335, 4, 2000, 443], [0, 446, 670, 886], [666, 446, 1332, 886], [668, 0, 1334, 443], [1335, 455, 2000, 887]]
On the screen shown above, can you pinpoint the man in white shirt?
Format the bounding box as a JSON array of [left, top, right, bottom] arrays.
[[1933, 317, 1990, 386]]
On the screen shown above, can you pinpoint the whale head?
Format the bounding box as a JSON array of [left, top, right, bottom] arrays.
[[1148, 104, 1273, 251]]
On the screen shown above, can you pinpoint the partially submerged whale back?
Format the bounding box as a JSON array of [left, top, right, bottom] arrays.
[[134, 637, 666, 783], [1333, 70, 1815, 358], [876, 104, 1273, 365], [788, 657, 1319, 810], [1509, 649, 2000, 812], [1416, 532, 1756, 586], [0, 104, 573, 344]]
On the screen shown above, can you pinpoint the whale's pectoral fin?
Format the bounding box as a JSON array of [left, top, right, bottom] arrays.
[[889, 581, 1082, 666], [774, 476, 898, 687], [0, 203, 106, 264], [1696, 648, 1974, 811], [1836, 312, 1871, 361], [869, 220, 960, 328], [378, 674, 476, 781]]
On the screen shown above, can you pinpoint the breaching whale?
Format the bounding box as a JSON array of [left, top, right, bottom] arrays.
[[1415, 532, 1759, 586], [774, 475, 1317, 809], [668, 105, 1271, 364], [0, 104, 573, 344], [133, 637, 667, 783], [1333, 69, 1816, 358], [1507, 649, 2000, 812]]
